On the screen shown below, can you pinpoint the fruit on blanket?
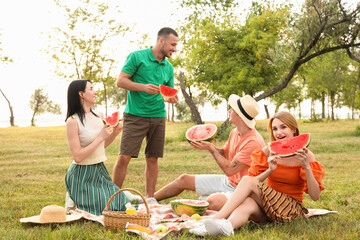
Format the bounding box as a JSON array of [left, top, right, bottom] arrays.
[[170, 199, 209, 216], [159, 84, 178, 101], [191, 213, 201, 221], [103, 111, 120, 126], [156, 225, 168, 233], [269, 133, 311, 157], [185, 124, 217, 142], [163, 213, 174, 219]]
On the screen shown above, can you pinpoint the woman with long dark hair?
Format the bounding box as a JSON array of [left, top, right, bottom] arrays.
[[64, 79, 128, 215]]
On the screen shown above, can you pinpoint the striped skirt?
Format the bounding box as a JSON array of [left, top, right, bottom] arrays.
[[65, 162, 128, 216], [257, 181, 308, 223]]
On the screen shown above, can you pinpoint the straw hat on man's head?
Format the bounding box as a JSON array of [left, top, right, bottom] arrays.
[[20, 205, 82, 224], [228, 94, 260, 129]]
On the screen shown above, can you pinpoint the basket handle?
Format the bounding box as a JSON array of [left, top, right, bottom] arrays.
[[103, 188, 150, 214]]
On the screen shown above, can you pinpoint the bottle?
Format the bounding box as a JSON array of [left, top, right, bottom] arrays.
[[125, 222, 151, 234], [125, 202, 137, 214]]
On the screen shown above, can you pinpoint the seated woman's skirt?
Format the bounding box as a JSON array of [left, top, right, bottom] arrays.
[[65, 162, 128, 216], [257, 181, 308, 223]]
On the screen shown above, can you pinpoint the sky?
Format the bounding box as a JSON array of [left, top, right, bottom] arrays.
[[0, 0, 358, 127]]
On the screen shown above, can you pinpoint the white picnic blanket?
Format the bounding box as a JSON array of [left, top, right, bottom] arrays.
[[70, 204, 337, 239]]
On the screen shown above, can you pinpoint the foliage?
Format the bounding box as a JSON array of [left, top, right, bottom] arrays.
[[29, 88, 61, 126], [340, 62, 360, 118], [177, 0, 360, 108], [175, 0, 290, 102], [270, 78, 305, 114], [304, 50, 352, 120], [47, 0, 129, 113], [0, 30, 12, 63]]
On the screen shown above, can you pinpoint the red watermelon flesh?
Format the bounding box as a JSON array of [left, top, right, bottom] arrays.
[[104, 111, 120, 126], [159, 85, 178, 99], [269, 133, 310, 157], [185, 124, 217, 142]]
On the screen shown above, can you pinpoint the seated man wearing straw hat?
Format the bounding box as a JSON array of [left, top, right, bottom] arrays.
[[154, 94, 265, 210]]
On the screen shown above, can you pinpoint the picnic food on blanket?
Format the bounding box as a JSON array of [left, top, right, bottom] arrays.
[[20, 205, 82, 224], [163, 213, 174, 219], [156, 225, 168, 233], [160, 214, 190, 223], [125, 222, 151, 235], [191, 213, 201, 220], [269, 133, 311, 157], [102, 111, 121, 126], [125, 203, 137, 215], [159, 84, 178, 101], [170, 199, 209, 216], [185, 124, 217, 142], [102, 188, 151, 231]]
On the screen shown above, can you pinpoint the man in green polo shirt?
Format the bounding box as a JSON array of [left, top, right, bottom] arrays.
[[113, 27, 179, 203]]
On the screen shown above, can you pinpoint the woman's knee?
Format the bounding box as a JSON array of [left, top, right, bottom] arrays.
[[206, 193, 227, 211], [239, 175, 258, 188]]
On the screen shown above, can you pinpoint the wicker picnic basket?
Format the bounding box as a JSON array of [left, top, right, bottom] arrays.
[[102, 188, 151, 231]]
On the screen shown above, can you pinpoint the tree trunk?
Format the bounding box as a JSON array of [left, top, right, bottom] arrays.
[[321, 92, 325, 119], [31, 112, 36, 126], [298, 99, 302, 119], [330, 93, 335, 120], [171, 103, 175, 122], [103, 83, 108, 116], [167, 103, 170, 121], [264, 105, 270, 119], [0, 88, 15, 127], [178, 71, 203, 124], [311, 98, 315, 119]]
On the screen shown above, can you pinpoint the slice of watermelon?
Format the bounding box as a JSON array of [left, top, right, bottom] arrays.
[[185, 124, 217, 142], [103, 111, 120, 126], [159, 84, 178, 101], [269, 133, 311, 157]]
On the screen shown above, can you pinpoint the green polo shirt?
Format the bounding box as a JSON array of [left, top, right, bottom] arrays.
[[121, 47, 175, 117]]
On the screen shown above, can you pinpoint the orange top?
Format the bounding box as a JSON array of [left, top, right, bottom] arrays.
[[222, 129, 265, 187], [248, 149, 325, 202]]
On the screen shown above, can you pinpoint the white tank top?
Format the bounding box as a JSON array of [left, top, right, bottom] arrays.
[[71, 110, 107, 165]]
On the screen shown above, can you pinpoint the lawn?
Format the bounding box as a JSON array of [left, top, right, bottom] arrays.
[[0, 119, 359, 239]]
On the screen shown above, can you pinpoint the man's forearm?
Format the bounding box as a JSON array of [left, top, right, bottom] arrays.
[[208, 148, 244, 176]]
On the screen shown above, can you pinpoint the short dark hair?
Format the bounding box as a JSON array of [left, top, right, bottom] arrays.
[[157, 27, 178, 41]]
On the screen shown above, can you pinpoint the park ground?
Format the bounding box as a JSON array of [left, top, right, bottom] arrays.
[[0, 119, 360, 239]]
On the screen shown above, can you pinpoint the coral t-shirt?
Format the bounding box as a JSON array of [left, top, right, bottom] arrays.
[[248, 149, 326, 202], [222, 128, 265, 187]]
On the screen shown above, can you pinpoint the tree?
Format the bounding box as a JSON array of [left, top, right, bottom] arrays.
[[47, 0, 129, 115], [0, 89, 14, 126], [270, 78, 305, 117], [341, 63, 360, 119], [29, 88, 61, 126], [177, 0, 360, 104], [255, 0, 360, 101], [176, 0, 290, 100], [0, 31, 14, 126], [305, 51, 350, 120]]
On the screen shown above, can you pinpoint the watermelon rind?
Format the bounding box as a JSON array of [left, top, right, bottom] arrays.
[[185, 124, 217, 142], [170, 199, 209, 216], [269, 133, 311, 157]]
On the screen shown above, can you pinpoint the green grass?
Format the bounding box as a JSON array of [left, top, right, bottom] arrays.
[[1, 119, 360, 239]]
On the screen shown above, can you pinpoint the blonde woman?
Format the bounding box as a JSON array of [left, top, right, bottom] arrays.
[[191, 111, 325, 236]]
